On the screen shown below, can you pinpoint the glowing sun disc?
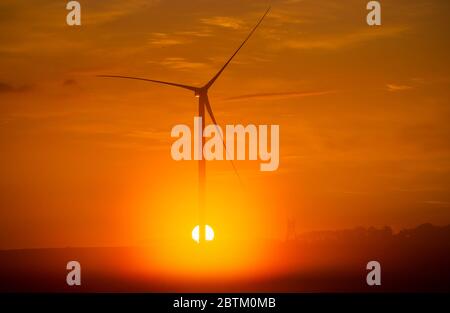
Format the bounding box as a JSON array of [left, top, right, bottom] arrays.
[[192, 225, 214, 243]]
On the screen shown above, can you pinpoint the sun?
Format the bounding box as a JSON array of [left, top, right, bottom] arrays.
[[192, 225, 214, 243]]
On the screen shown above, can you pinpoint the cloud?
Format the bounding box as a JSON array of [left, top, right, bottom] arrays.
[[200, 16, 244, 29], [149, 33, 188, 46], [282, 26, 408, 50], [152, 57, 207, 70], [176, 30, 213, 38], [423, 200, 450, 205], [149, 28, 215, 47], [6, 110, 88, 121], [0, 82, 31, 93], [224, 90, 335, 102], [62, 124, 167, 151], [124, 130, 167, 140], [63, 79, 77, 86], [85, 0, 160, 25], [422, 201, 450, 208], [267, 9, 308, 25], [386, 84, 413, 92]]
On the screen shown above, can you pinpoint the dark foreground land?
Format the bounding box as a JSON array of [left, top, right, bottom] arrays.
[[1, 223, 449, 292]]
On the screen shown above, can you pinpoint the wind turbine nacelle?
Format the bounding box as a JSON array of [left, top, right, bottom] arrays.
[[194, 90, 201, 98]]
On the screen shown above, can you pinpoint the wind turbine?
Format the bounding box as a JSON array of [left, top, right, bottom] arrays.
[[99, 7, 270, 243]]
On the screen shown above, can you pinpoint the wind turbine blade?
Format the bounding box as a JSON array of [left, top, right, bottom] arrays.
[[98, 75, 198, 92], [204, 6, 270, 89], [204, 96, 243, 184]]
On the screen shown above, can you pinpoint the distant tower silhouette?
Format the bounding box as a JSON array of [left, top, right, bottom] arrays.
[[285, 217, 297, 241]]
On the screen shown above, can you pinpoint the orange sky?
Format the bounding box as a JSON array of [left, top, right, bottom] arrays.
[[0, 0, 449, 250]]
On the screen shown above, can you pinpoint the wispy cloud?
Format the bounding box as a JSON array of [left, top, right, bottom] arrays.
[[0, 82, 31, 93], [62, 124, 167, 151], [200, 16, 244, 29], [422, 200, 450, 208], [62, 79, 77, 87], [386, 84, 413, 92], [150, 57, 207, 70], [267, 9, 308, 25], [224, 90, 335, 102], [149, 28, 215, 47], [149, 33, 188, 46], [85, 0, 160, 25], [176, 30, 213, 38], [282, 26, 409, 50], [3, 110, 87, 123], [124, 130, 167, 140]]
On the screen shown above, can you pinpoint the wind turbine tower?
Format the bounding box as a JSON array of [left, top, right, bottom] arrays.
[[99, 7, 270, 243]]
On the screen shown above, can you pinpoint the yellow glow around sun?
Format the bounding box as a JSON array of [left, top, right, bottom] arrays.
[[192, 225, 214, 243]]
